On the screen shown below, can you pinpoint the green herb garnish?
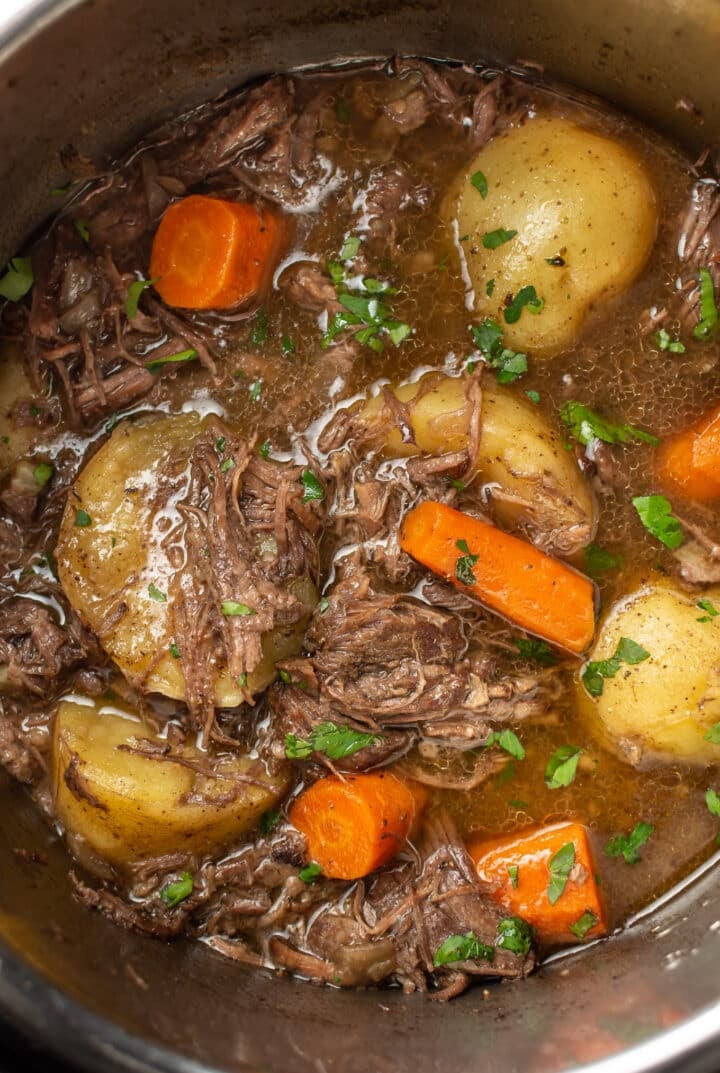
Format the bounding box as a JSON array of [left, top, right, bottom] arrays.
[[485, 729, 525, 761], [486, 278, 495, 297], [259, 440, 271, 460], [259, 809, 281, 836], [584, 544, 622, 579], [169, 643, 181, 659], [32, 463, 53, 488], [706, 788, 720, 819], [299, 861, 322, 883], [569, 909, 600, 940], [496, 916, 533, 956], [697, 598, 719, 623], [249, 380, 262, 402], [547, 842, 575, 905], [561, 402, 659, 448], [507, 865, 520, 889], [125, 278, 159, 319], [221, 601, 257, 617], [655, 328, 686, 354], [0, 257, 34, 302], [433, 931, 495, 966], [470, 171, 489, 198], [469, 318, 528, 385], [74, 218, 90, 243], [582, 637, 650, 697], [220, 458, 235, 473], [503, 285, 545, 324], [340, 235, 361, 260], [632, 494, 683, 550], [250, 309, 269, 347], [605, 822, 654, 864], [545, 745, 583, 789], [160, 872, 194, 908], [281, 335, 295, 355], [74, 509, 92, 527], [526, 389, 540, 404], [693, 267, 719, 341], [455, 538, 479, 586], [285, 721, 383, 761], [514, 637, 555, 666], [145, 349, 198, 374], [147, 582, 167, 602], [482, 227, 517, 249], [301, 469, 324, 503]]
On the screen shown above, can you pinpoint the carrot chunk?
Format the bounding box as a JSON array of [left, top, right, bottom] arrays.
[[149, 194, 284, 310], [289, 772, 426, 880], [656, 402, 720, 500], [399, 500, 596, 654], [468, 821, 606, 944]]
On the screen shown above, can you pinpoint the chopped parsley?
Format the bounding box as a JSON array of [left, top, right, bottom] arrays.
[[697, 598, 719, 623], [125, 278, 158, 319], [469, 318, 528, 385], [485, 728, 525, 761], [706, 788, 720, 820], [569, 909, 600, 940], [169, 642, 181, 660], [561, 402, 659, 448], [705, 723, 720, 744], [0, 257, 34, 302], [433, 931, 495, 967], [281, 335, 295, 356], [482, 227, 517, 249], [340, 235, 361, 260], [259, 440, 271, 460], [147, 582, 167, 602], [278, 669, 292, 685], [655, 328, 686, 354], [285, 721, 383, 761], [605, 822, 654, 864], [322, 267, 411, 353], [74, 218, 90, 243], [259, 809, 281, 836], [32, 462, 53, 488], [514, 637, 555, 666], [237, 673, 247, 687], [220, 458, 235, 473], [632, 494, 683, 550], [496, 916, 533, 956], [74, 508, 92, 527], [507, 865, 520, 889], [220, 601, 257, 617], [547, 841, 575, 905], [318, 596, 330, 614], [215, 436, 226, 455], [526, 389, 540, 404], [160, 872, 194, 908], [503, 285, 545, 324], [335, 97, 351, 124], [486, 278, 495, 297], [545, 745, 583, 789], [250, 309, 269, 347], [584, 543, 622, 579], [693, 267, 719, 341], [582, 636, 650, 697], [299, 861, 322, 883], [249, 380, 262, 402], [455, 538, 479, 586], [301, 469, 324, 503], [470, 170, 489, 198], [146, 348, 198, 374]]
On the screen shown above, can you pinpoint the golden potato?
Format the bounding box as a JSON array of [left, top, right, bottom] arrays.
[[361, 373, 595, 552], [445, 116, 658, 354], [53, 697, 289, 868], [578, 579, 720, 764], [56, 413, 316, 706]]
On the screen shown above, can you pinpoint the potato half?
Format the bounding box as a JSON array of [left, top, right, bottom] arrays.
[[56, 412, 316, 706], [445, 116, 658, 354], [578, 579, 720, 764], [53, 696, 289, 868]]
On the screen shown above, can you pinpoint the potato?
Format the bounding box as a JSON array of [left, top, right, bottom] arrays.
[[56, 413, 316, 706], [361, 373, 595, 551], [578, 578, 720, 764], [53, 696, 289, 868], [444, 116, 658, 354]]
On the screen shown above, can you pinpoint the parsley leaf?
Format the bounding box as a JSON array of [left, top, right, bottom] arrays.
[[32, 463, 53, 489], [160, 872, 194, 908], [632, 494, 683, 550], [496, 916, 533, 956], [147, 582, 167, 602], [526, 389, 540, 404], [281, 335, 295, 355], [547, 841, 575, 905], [259, 440, 271, 460], [697, 598, 719, 623], [285, 721, 383, 761], [569, 909, 600, 940], [221, 601, 257, 616], [74, 509, 92, 527], [584, 543, 622, 579], [469, 318, 528, 385], [323, 272, 411, 353], [706, 788, 720, 819], [514, 637, 555, 666], [340, 235, 361, 260], [301, 469, 324, 503], [259, 809, 281, 836], [507, 865, 520, 889], [655, 328, 686, 354], [125, 278, 158, 319], [145, 349, 198, 374], [169, 642, 181, 660], [433, 931, 495, 966], [455, 538, 479, 586], [705, 724, 720, 746], [561, 402, 659, 448], [485, 729, 525, 760], [470, 171, 489, 198], [545, 745, 583, 789], [250, 309, 269, 347], [693, 267, 719, 341], [486, 278, 495, 297], [605, 822, 654, 864], [503, 285, 545, 324], [482, 228, 517, 249], [74, 218, 90, 243], [299, 861, 322, 883], [582, 636, 650, 697], [0, 257, 34, 302]]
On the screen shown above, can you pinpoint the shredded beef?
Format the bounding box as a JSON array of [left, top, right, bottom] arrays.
[[0, 596, 94, 696]]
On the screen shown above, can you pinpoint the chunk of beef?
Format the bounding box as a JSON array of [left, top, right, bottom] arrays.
[[0, 715, 43, 784], [0, 596, 92, 696]]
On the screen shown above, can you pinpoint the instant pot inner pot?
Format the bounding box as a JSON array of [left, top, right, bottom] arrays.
[[2, 1, 720, 1071]]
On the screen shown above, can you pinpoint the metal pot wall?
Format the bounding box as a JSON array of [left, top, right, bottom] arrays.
[[1, 2, 720, 1071]]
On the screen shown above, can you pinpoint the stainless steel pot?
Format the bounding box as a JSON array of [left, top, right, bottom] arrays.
[[1, 2, 720, 1071]]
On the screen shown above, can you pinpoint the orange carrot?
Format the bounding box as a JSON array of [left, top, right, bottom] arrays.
[[289, 772, 426, 880], [468, 821, 606, 945], [149, 194, 284, 310], [399, 500, 596, 654], [656, 402, 720, 500]]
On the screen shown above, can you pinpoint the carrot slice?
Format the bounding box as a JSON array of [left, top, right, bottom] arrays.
[[149, 194, 284, 310], [399, 500, 596, 654], [468, 821, 606, 944], [656, 402, 720, 500], [289, 772, 426, 880]]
